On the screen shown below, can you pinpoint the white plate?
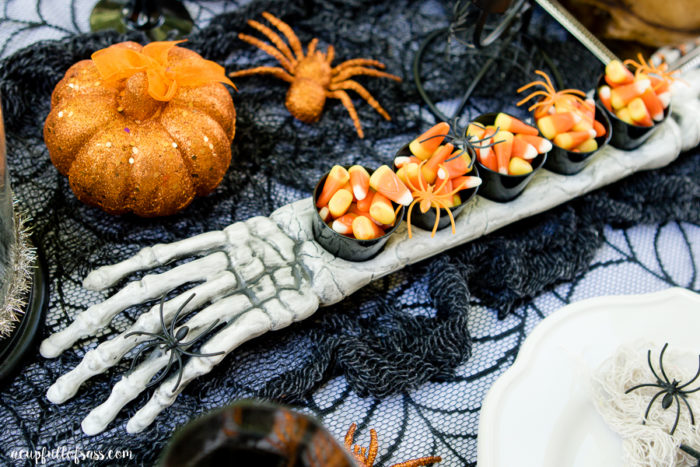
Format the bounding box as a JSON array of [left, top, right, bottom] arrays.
[[477, 287, 700, 467]]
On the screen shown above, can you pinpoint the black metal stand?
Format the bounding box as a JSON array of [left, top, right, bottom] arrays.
[[0, 241, 48, 382], [413, 0, 563, 123], [90, 0, 193, 41]]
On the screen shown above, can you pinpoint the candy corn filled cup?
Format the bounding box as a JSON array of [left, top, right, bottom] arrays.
[[394, 142, 480, 234], [541, 102, 612, 175], [595, 59, 672, 150], [471, 113, 547, 202], [312, 165, 405, 261]]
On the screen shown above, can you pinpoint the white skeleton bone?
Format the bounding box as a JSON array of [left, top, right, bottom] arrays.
[[40, 72, 700, 435]]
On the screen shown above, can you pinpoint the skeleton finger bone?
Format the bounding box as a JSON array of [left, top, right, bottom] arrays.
[[46, 272, 237, 404], [40, 252, 229, 358], [81, 293, 253, 435], [82, 230, 231, 291]]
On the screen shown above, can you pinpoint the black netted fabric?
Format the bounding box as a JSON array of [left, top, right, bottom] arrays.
[[0, 0, 698, 465]]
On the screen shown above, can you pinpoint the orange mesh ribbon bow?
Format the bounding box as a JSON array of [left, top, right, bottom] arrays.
[[91, 40, 236, 101]]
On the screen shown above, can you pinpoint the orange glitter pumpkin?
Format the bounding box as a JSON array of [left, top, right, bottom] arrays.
[[43, 41, 236, 217]]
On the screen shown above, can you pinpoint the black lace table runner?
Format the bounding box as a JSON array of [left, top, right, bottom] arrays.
[[0, 0, 698, 465]]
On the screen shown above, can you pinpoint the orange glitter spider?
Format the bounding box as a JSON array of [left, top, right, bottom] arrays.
[[229, 12, 402, 138], [516, 69, 586, 118], [344, 423, 442, 467], [623, 53, 682, 89], [404, 160, 472, 239]]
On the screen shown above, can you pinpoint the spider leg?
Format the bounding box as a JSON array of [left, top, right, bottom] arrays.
[[330, 79, 391, 120], [344, 423, 357, 448], [331, 67, 401, 84], [643, 389, 667, 422], [678, 393, 695, 427], [671, 393, 682, 435], [147, 350, 176, 388], [535, 70, 556, 95], [178, 318, 221, 347], [307, 38, 318, 56], [261, 12, 304, 60], [678, 355, 700, 390], [129, 341, 158, 372], [406, 200, 419, 239], [431, 203, 441, 238], [124, 330, 162, 339], [659, 343, 672, 385], [326, 90, 364, 138], [238, 34, 294, 73], [516, 90, 550, 107], [228, 66, 294, 83], [325, 45, 334, 64], [332, 58, 386, 75], [247, 19, 297, 65], [390, 457, 443, 467], [170, 293, 197, 336], [171, 352, 185, 394], [367, 429, 378, 466], [626, 383, 663, 393], [516, 80, 550, 94], [647, 348, 665, 384]]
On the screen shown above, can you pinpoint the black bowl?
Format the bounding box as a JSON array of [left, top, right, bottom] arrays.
[[159, 400, 356, 467], [595, 74, 670, 150], [544, 102, 612, 175], [394, 143, 479, 233], [472, 112, 547, 203], [312, 166, 404, 262]]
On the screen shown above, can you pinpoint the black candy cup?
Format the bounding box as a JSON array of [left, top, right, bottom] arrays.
[[312, 167, 404, 262], [544, 102, 613, 175], [472, 112, 547, 203], [595, 73, 670, 150], [394, 143, 479, 233]]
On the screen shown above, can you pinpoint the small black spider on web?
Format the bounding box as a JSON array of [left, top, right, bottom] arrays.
[[125, 294, 225, 394], [625, 342, 700, 436]]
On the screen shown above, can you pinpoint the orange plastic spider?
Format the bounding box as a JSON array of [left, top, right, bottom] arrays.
[[404, 161, 470, 239], [229, 12, 401, 138], [624, 53, 682, 89], [344, 423, 442, 467], [516, 69, 586, 117]]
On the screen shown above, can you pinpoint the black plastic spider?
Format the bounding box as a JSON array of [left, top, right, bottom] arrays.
[[125, 293, 224, 394], [419, 119, 504, 165], [625, 343, 700, 435], [681, 444, 700, 467]]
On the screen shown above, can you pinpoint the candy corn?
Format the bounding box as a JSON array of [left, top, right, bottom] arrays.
[[370, 165, 413, 206], [352, 215, 384, 240], [511, 135, 537, 160], [494, 113, 538, 136], [628, 97, 653, 127], [537, 112, 579, 140], [598, 85, 612, 111], [508, 157, 533, 176], [348, 165, 370, 201], [421, 143, 454, 184], [328, 188, 353, 218], [610, 79, 650, 109], [317, 165, 350, 207], [605, 60, 635, 85], [640, 87, 664, 121], [515, 134, 552, 154], [437, 150, 472, 179], [409, 122, 450, 160], [493, 130, 514, 175], [553, 129, 596, 151], [369, 192, 396, 225], [576, 138, 598, 153], [356, 188, 374, 212], [332, 213, 357, 235]]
